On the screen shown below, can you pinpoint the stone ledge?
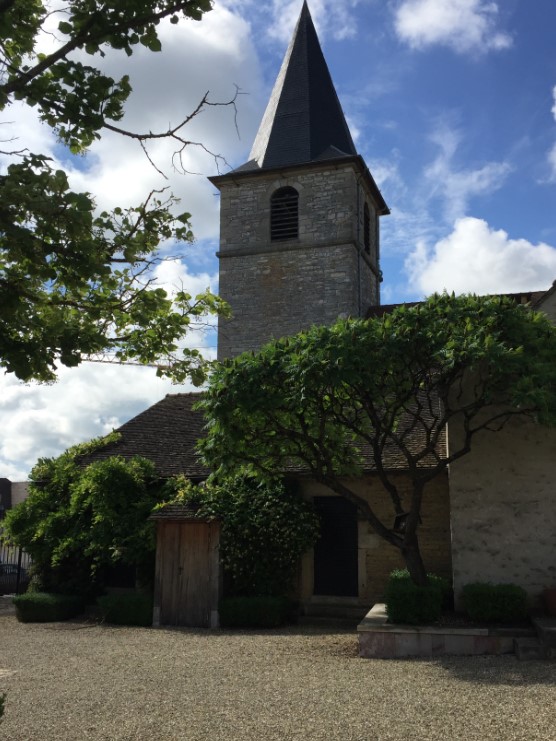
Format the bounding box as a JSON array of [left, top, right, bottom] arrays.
[[358, 604, 516, 658]]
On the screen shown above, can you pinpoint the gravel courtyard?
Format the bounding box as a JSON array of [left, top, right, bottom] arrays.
[[1, 612, 555, 741]]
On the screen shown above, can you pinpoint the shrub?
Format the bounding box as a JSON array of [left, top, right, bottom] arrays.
[[97, 592, 153, 626], [0, 692, 5, 722], [13, 592, 84, 622], [162, 475, 320, 598], [462, 583, 528, 622], [3, 440, 163, 600], [219, 596, 293, 628], [384, 569, 447, 624]]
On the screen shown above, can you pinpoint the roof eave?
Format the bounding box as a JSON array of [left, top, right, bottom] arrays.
[[209, 154, 390, 215]]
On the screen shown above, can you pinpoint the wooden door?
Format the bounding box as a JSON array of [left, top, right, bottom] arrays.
[[313, 497, 358, 597], [153, 521, 220, 628]]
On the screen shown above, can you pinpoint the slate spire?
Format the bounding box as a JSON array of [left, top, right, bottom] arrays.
[[247, 1, 357, 171]]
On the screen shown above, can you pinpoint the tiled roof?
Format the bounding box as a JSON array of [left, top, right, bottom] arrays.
[[83, 390, 445, 479], [82, 392, 209, 479], [150, 503, 216, 522], [366, 289, 552, 320]]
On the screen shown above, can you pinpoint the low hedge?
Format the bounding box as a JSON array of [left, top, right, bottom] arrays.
[[462, 582, 528, 622], [13, 592, 84, 623], [219, 596, 293, 628], [385, 569, 449, 625], [97, 592, 153, 626]]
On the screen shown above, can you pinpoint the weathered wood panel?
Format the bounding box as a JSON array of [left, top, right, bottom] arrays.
[[153, 520, 221, 628]]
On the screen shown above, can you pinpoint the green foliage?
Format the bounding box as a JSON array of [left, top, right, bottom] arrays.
[[97, 592, 153, 626], [13, 592, 84, 622], [162, 475, 319, 597], [3, 438, 167, 597], [219, 596, 293, 628], [384, 569, 446, 624], [199, 294, 556, 584], [462, 583, 528, 623], [0, 0, 229, 383], [0, 692, 5, 721]]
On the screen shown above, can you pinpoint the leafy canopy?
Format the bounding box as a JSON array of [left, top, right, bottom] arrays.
[[200, 293, 556, 479], [0, 0, 229, 382], [2, 437, 167, 595], [199, 294, 556, 583]]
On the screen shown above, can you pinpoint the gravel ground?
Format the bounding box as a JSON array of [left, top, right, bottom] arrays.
[[0, 612, 555, 741]]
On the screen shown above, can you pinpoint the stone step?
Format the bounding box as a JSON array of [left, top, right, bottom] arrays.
[[533, 617, 556, 649], [301, 603, 368, 621], [514, 637, 545, 661], [297, 615, 361, 628]]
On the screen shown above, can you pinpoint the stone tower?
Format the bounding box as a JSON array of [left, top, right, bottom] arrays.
[[210, 1, 388, 360]]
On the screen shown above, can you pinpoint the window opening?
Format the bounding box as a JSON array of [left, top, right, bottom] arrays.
[[363, 202, 370, 254], [271, 187, 299, 241]]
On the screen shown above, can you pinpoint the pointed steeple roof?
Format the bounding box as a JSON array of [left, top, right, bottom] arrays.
[[211, 2, 389, 215], [243, 1, 357, 171]]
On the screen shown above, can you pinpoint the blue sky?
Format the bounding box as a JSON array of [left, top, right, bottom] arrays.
[[2, 0, 556, 479]]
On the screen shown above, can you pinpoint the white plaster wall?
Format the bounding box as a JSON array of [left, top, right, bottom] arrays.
[[449, 415, 556, 606]]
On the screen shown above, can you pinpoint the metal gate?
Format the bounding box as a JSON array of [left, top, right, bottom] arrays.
[[0, 528, 31, 595]]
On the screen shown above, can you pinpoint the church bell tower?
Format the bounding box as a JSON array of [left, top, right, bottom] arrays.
[[210, 1, 389, 360]]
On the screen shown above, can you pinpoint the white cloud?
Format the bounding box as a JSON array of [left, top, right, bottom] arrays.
[[1, 4, 264, 241], [267, 0, 364, 44], [406, 217, 556, 296], [424, 124, 511, 222], [0, 3, 260, 481], [394, 0, 512, 54], [0, 364, 197, 481]]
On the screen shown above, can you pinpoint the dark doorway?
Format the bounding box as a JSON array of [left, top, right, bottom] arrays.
[[313, 496, 358, 597]]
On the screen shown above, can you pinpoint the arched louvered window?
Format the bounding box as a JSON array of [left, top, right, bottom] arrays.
[[270, 187, 299, 241], [363, 202, 370, 254]]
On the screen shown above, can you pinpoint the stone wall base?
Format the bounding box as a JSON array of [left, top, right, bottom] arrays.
[[358, 604, 519, 659]]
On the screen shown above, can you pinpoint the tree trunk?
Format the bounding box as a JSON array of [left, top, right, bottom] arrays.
[[402, 533, 428, 586]]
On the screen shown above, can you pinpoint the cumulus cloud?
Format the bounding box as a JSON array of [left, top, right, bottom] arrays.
[[405, 217, 556, 296], [0, 364, 200, 481], [0, 3, 260, 481], [394, 0, 512, 55], [1, 5, 264, 240], [424, 124, 511, 222], [267, 0, 365, 43]]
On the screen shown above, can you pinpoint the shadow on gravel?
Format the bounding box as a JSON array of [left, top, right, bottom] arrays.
[[435, 655, 556, 686]]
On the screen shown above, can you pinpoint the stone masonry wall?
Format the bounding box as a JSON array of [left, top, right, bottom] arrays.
[[449, 292, 556, 607], [298, 472, 451, 607], [10, 482, 29, 508], [449, 414, 556, 607], [216, 162, 381, 358]]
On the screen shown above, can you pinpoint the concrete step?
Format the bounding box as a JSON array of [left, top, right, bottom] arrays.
[[301, 603, 368, 621], [514, 637, 545, 661], [533, 617, 556, 649], [298, 615, 361, 628]]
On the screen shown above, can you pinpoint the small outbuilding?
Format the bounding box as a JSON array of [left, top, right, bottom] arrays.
[[150, 504, 221, 629]]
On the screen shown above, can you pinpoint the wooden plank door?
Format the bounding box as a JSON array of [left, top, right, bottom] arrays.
[[313, 497, 358, 597], [154, 521, 220, 628]]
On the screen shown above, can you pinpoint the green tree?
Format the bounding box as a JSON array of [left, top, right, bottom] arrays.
[[162, 475, 320, 596], [3, 437, 167, 596], [199, 294, 556, 586], [0, 0, 230, 383]]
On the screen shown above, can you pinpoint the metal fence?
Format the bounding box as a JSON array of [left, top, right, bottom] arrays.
[[0, 526, 31, 595]]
